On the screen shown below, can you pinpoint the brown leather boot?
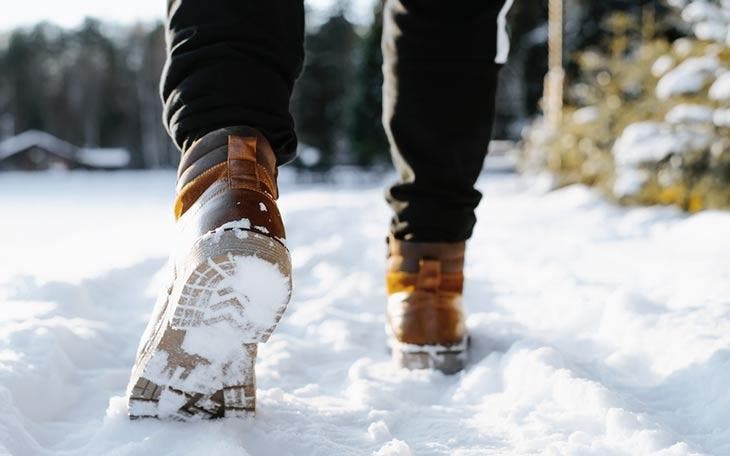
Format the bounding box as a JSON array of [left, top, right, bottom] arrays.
[[386, 234, 468, 374], [127, 126, 292, 419]]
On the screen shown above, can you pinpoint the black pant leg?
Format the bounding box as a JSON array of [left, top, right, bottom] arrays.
[[382, 0, 508, 242], [162, 0, 304, 165]]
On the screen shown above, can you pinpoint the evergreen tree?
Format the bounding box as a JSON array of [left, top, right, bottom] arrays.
[[291, 9, 358, 169], [348, 0, 388, 167], [67, 19, 119, 147], [0, 19, 171, 168], [129, 23, 175, 168], [3, 24, 58, 133]]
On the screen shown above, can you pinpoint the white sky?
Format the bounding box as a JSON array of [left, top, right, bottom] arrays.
[[0, 0, 374, 31]]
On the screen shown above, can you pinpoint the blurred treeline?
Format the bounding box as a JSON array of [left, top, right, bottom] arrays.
[[0, 19, 172, 168], [0, 2, 550, 170]]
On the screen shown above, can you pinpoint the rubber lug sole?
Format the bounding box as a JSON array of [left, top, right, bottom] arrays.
[[387, 332, 469, 375], [127, 228, 291, 420]]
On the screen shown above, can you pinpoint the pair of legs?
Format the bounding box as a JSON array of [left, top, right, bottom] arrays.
[[126, 0, 509, 419], [162, 0, 507, 242]]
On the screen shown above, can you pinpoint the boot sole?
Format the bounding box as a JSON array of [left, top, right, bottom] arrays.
[[127, 228, 291, 420], [386, 328, 469, 375]]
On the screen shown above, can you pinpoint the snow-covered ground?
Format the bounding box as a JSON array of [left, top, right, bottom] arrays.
[[1, 170, 729, 455]]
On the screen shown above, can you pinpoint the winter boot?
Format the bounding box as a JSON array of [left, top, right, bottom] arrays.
[[127, 126, 292, 419], [385, 235, 468, 374]]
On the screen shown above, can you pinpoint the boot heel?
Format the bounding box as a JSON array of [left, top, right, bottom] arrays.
[[175, 228, 292, 342], [220, 343, 257, 417], [388, 335, 469, 375]]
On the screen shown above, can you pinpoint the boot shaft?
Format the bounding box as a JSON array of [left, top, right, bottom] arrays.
[[386, 235, 465, 295], [173, 127, 285, 241]]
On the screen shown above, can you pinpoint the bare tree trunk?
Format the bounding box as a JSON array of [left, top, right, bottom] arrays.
[[544, 0, 564, 129]]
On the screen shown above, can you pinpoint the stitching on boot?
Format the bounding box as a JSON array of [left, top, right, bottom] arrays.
[[227, 135, 278, 199], [228, 135, 259, 192], [417, 259, 441, 291]]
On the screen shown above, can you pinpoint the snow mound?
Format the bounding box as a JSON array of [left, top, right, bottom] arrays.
[[676, 0, 730, 44], [709, 71, 730, 101], [693, 21, 729, 42], [681, 0, 726, 23], [651, 55, 676, 78], [713, 108, 730, 126], [613, 121, 713, 167], [613, 168, 649, 198], [571, 106, 599, 125], [665, 103, 714, 124], [655, 57, 720, 100]]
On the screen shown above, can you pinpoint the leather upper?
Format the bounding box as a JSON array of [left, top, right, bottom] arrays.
[[174, 127, 285, 242], [386, 235, 466, 346]]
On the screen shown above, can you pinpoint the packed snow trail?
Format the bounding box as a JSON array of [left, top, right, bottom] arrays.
[[0, 170, 729, 455]]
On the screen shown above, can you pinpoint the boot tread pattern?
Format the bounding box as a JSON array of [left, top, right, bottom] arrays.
[[127, 229, 291, 420]]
